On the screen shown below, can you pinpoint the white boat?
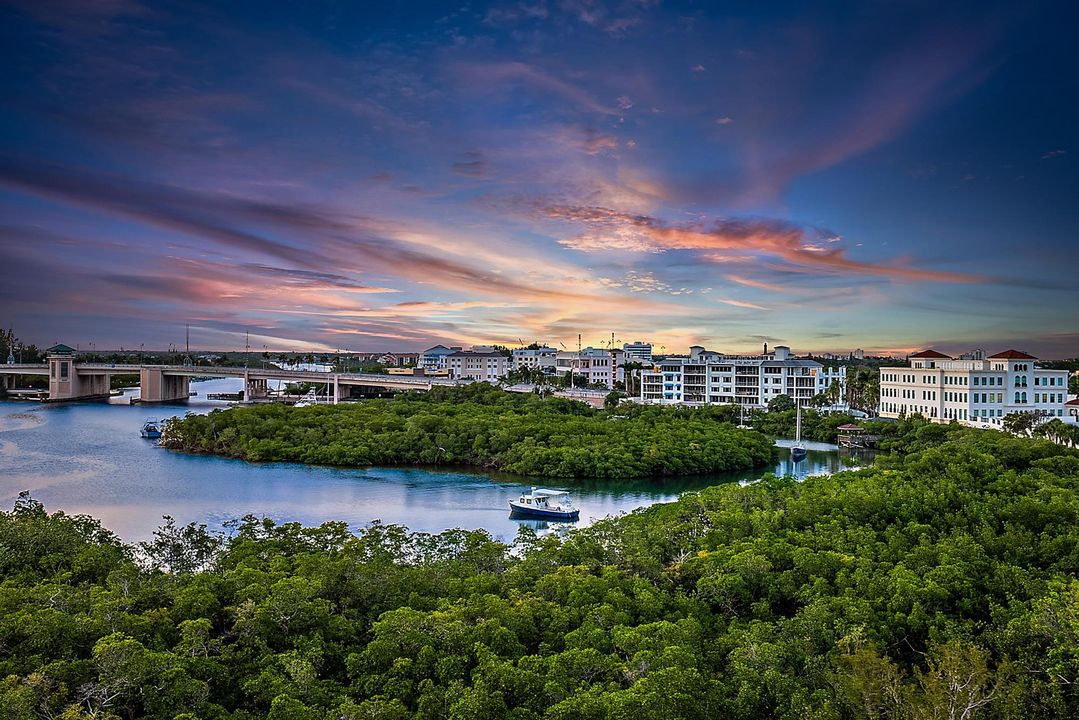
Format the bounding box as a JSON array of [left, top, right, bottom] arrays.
[[140, 419, 162, 439], [293, 388, 325, 407], [509, 487, 580, 520]]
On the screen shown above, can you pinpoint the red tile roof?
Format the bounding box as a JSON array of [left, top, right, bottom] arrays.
[[1067, 398, 1079, 406], [988, 349, 1038, 360], [909, 349, 951, 359]]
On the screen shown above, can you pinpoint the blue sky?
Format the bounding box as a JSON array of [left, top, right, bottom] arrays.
[[1, 0, 1076, 356]]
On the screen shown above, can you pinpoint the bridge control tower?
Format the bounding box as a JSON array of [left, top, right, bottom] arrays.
[[47, 344, 108, 401]]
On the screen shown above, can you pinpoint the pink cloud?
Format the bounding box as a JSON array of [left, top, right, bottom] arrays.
[[538, 203, 983, 283]]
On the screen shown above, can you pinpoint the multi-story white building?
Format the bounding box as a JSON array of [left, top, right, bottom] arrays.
[[555, 347, 624, 389], [622, 341, 653, 362], [879, 349, 1072, 427], [639, 345, 827, 408], [419, 345, 461, 370], [511, 347, 557, 373], [445, 351, 510, 383], [816, 365, 849, 409]]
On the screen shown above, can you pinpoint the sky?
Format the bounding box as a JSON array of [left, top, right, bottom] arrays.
[[1, 0, 1077, 358]]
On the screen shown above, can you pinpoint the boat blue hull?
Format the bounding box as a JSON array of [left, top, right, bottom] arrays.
[[509, 503, 580, 520], [791, 447, 807, 462]]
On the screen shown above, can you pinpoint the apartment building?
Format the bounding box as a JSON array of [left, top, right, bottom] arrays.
[[445, 351, 510, 383], [878, 349, 1072, 426], [555, 347, 624, 389], [816, 365, 849, 408], [511, 347, 557, 373], [639, 345, 827, 407], [419, 345, 461, 370], [622, 341, 653, 362]]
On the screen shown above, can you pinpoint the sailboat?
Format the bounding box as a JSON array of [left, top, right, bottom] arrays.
[[791, 403, 807, 462]]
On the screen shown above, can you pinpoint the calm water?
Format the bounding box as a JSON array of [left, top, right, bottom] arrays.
[[0, 378, 844, 541]]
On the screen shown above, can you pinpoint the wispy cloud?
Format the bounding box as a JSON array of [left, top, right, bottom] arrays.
[[451, 151, 488, 177], [719, 298, 769, 310], [450, 61, 615, 115], [535, 203, 982, 283]]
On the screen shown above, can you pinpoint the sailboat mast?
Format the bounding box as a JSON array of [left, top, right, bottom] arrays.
[[796, 403, 802, 442]]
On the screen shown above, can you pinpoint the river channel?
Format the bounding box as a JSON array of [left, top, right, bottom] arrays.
[[0, 378, 848, 541]]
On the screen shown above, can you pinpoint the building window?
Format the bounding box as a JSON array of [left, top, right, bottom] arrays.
[[60, 362, 69, 380]]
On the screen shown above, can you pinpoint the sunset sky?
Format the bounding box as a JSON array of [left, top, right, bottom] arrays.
[[2, 0, 1077, 357]]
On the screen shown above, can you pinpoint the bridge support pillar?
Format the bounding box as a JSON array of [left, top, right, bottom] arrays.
[[333, 375, 340, 404], [244, 376, 269, 401], [140, 368, 190, 403]]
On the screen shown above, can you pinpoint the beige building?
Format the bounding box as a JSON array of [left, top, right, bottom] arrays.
[[879, 349, 1072, 426], [446, 351, 510, 383]]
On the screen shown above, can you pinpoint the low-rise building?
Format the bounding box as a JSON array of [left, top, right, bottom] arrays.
[[878, 349, 1072, 426], [419, 345, 461, 371], [555, 347, 624, 389], [639, 345, 827, 408], [446, 351, 510, 383], [511, 347, 557, 373]]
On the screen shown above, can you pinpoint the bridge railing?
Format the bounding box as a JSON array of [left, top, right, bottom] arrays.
[[2, 362, 467, 386]]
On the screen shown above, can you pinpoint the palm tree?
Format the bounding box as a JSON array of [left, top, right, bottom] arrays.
[[621, 361, 644, 397]]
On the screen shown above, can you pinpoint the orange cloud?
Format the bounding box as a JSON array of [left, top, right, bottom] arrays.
[[538, 203, 982, 283]]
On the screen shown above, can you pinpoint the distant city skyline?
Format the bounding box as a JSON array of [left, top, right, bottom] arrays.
[[2, 1, 1077, 357]]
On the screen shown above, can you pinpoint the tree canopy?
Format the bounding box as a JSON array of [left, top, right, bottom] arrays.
[[161, 384, 775, 479], [4, 422, 1079, 718]]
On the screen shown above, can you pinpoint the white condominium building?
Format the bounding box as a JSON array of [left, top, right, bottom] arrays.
[[816, 365, 848, 395], [639, 345, 831, 408], [445, 351, 510, 383], [511, 347, 557, 373], [879, 349, 1072, 427], [555, 347, 624, 389]]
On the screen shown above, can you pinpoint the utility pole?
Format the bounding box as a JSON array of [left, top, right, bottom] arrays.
[[245, 331, 250, 369]]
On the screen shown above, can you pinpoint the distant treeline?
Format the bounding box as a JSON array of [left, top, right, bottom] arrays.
[[3, 421, 1079, 718], [161, 384, 776, 479]]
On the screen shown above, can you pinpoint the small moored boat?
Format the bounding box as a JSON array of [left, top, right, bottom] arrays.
[[509, 487, 580, 520], [140, 419, 162, 439], [791, 403, 807, 462]]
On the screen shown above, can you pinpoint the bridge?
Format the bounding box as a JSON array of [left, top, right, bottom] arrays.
[[0, 345, 463, 404]]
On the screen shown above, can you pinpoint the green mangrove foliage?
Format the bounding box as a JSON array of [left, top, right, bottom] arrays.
[[161, 384, 775, 478], [746, 405, 860, 442], [3, 423, 1079, 719]]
